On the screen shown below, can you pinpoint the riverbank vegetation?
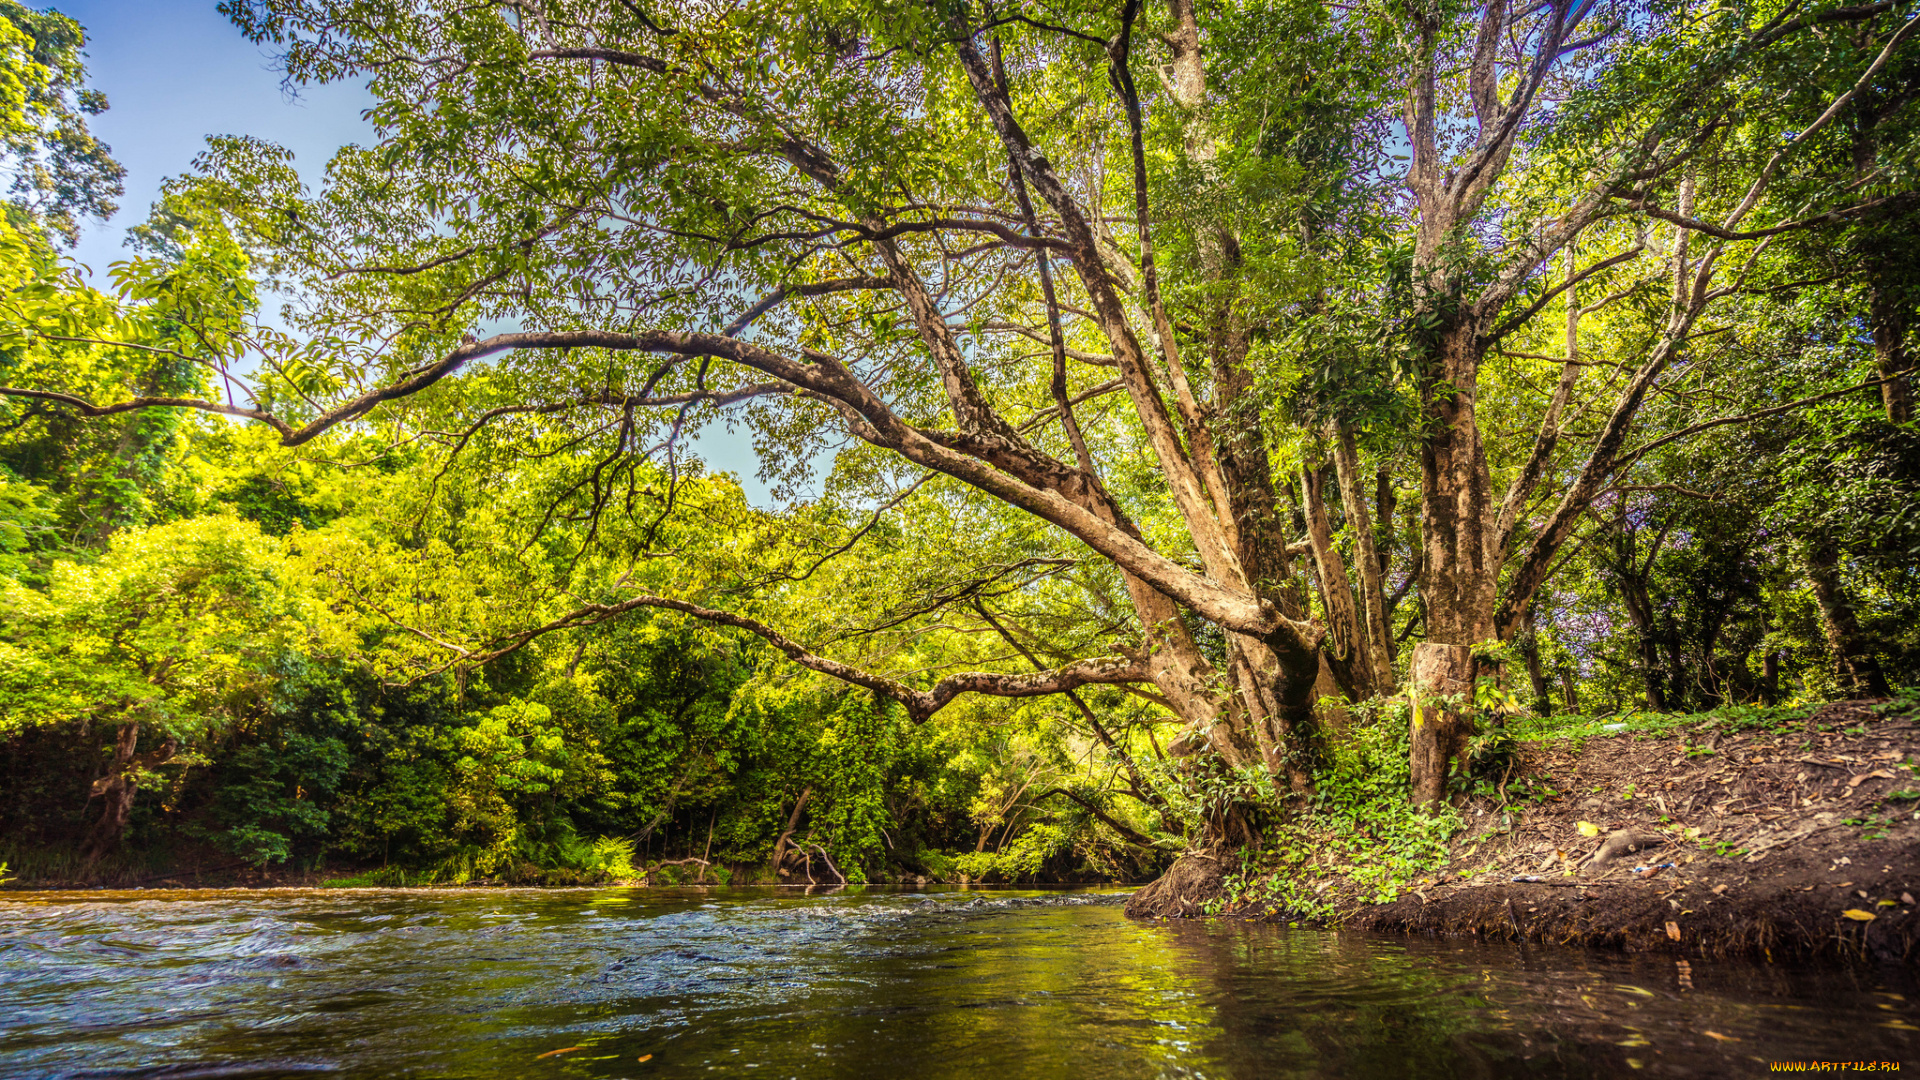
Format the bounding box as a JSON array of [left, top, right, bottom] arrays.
[[1, 0, 1917, 907], [1185, 697, 1920, 962]]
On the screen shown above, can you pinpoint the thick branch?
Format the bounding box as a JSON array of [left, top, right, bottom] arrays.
[[461, 592, 1146, 722]]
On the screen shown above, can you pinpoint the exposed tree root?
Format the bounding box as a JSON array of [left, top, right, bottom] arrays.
[[1123, 851, 1226, 918]]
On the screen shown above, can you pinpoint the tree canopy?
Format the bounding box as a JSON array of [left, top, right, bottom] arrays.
[[0, 0, 1915, 884]]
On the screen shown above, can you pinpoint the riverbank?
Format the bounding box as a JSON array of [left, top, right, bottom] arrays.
[[1136, 699, 1920, 963], [13, 699, 1917, 970]]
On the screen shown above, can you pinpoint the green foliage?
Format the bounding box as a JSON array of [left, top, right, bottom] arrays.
[[0, 0, 122, 245], [0, 514, 319, 738], [4, 0, 1920, 892], [1509, 701, 1819, 744], [953, 824, 1072, 883], [1198, 706, 1463, 913], [199, 731, 349, 865]]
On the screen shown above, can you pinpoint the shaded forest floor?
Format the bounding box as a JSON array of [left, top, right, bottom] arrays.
[[1150, 698, 1920, 963]]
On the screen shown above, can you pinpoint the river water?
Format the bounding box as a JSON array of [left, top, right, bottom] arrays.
[[0, 887, 1912, 1078]]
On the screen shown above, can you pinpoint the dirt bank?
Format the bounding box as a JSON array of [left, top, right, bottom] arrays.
[[1173, 700, 1920, 962]]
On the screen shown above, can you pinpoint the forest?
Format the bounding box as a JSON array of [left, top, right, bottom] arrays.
[[0, 0, 1915, 899]]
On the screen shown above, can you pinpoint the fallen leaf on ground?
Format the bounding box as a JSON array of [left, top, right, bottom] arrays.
[[637, 1055, 653, 1063], [1903, 893, 1916, 905], [1848, 770, 1896, 788], [1665, 921, 1682, 941], [1841, 909, 1879, 922], [536, 1047, 585, 1059], [1711, 884, 1727, 895], [1702, 1031, 1740, 1042], [1577, 821, 1601, 837]]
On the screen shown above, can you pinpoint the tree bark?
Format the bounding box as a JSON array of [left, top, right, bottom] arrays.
[[1804, 538, 1891, 697], [1853, 92, 1915, 426], [1519, 607, 1552, 716], [1332, 427, 1396, 694], [1409, 642, 1475, 806], [1416, 322, 1501, 648], [1867, 272, 1912, 425], [769, 786, 812, 874], [82, 722, 175, 864], [1302, 462, 1367, 696]]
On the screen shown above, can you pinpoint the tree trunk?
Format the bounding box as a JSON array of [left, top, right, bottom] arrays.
[[1332, 427, 1397, 695], [1519, 608, 1551, 717], [1409, 642, 1475, 806], [1302, 463, 1368, 696], [1408, 319, 1500, 801], [1804, 538, 1890, 697], [82, 722, 175, 864], [770, 786, 813, 875], [1853, 98, 1914, 427], [1761, 650, 1782, 706], [1640, 632, 1670, 712], [1868, 271, 1913, 425], [1416, 323, 1500, 648]]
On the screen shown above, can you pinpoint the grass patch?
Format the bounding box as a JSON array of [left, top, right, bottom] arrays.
[[1508, 701, 1819, 744]]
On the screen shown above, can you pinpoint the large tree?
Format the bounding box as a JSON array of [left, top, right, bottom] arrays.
[[6, 0, 1915, 841]]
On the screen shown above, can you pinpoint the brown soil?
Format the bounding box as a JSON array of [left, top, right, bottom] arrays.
[[1224, 700, 1920, 963], [1123, 851, 1228, 917]]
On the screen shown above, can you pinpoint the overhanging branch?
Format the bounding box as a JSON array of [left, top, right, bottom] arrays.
[[452, 592, 1147, 722]]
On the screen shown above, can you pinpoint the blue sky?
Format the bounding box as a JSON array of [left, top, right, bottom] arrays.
[[51, 1, 782, 501], [54, 0, 374, 283]]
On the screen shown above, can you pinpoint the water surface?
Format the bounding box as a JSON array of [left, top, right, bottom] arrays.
[[0, 886, 1912, 1078]]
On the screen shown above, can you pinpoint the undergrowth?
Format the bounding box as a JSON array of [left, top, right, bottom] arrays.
[[1208, 701, 1463, 916], [1206, 689, 1920, 919], [320, 831, 641, 887], [1507, 689, 1918, 746]]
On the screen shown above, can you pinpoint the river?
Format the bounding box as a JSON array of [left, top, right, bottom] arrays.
[[0, 886, 1912, 1077]]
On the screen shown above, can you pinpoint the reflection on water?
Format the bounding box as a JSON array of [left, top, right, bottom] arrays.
[[0, 887, 1911, 1078]]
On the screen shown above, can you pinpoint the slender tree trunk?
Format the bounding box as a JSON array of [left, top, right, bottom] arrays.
[[1519, 608, 1551, 716], [1853, 97, 1914, 426], [1641, 633, 1670, 712], [770, 786, 812, 875], [1868, 271, 1913, 425], [82, 722, 175, 864], [1804, 538, 1891, 697], [1332, 427, 1397, 695], [1303, 463, 1368, 698], [82, 723, 141, 863]]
